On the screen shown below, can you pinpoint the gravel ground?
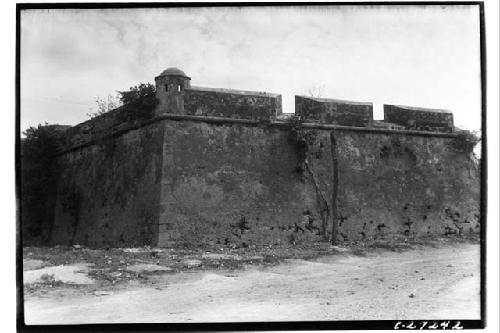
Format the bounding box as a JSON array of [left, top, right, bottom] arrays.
[[22, 238, 481, 324]]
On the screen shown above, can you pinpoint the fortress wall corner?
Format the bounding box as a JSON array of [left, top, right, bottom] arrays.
[[47, 117, 480, 247], [51, 121, 165, 247]]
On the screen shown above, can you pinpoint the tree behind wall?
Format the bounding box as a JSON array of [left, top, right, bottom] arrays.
[[86, 94, 122, 119], [117, 83, 157, 120], [21, 124, 68, 245]]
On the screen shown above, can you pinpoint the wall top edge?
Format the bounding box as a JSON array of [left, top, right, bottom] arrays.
[[385, 104, 452, 114], [56, 113, 461, 155], [188, 86, 281, 98], [296, 95, 373, 106]]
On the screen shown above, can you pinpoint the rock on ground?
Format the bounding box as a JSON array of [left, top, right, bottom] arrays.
[[24, 263, 94, 285], [126, 264, 172, 273], [182, 259, 202, 268], [24, 243, 480, 324]]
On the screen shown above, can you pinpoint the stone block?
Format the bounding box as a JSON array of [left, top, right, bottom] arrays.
[[184, 86, 282, 121], [295, 96, 373, 127], [384, 104, 454, 133]]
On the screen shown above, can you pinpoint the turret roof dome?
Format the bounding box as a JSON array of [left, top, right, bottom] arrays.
[[159, 67, 189, 77]]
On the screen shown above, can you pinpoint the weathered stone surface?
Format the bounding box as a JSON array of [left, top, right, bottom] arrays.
[[48, 118, 479, 248], [157, 120, 323, 247], [22, 68, 478, 249], [184, 87, 282, 121], [62, 105, 156, 150], [295, 96, 373, 127], [371, 120, 406, 130], [332, 131, 479, 241], [157, 121, 479, 246], [384, 104, 454, 133], [51, 121, 165, 247]]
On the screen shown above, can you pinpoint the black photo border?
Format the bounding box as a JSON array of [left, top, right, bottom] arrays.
[[15, 2, 487, 331]]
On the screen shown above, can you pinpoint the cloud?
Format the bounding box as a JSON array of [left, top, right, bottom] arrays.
[[20, 5, 481, 132]]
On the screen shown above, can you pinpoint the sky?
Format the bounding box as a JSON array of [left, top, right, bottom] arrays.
[[20, 5, 482, 133]]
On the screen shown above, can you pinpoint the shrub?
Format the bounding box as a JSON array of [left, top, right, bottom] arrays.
[[22, 124, 67, 163], [285, 115, 318, 148], [285, 115, 319, 173], [87, 94, 121, 119], [86, 84, 158, 121], [117, 83, 158, 120], [450, 130, 481, 155], [118, 83, 156, 105], [40, 273, 56, 283]]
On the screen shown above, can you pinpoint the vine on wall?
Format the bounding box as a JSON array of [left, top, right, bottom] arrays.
[[285, 116, 318, 173], [285, 116, 339, 243]]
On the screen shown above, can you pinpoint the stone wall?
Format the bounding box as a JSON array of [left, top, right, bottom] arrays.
[[62, 104, 155, 150], [157, 121, 319, 247], [295, 96, 373, 127], [48, 117, 480, 247], [25, 67, 479, 247], [51, 122, 164, 247], [331, 130, 479, 241], [184, 87, 282, 121], [384, 104, 454, 133], [155, 120, 480, 247]]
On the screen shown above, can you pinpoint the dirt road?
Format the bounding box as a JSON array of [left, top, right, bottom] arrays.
[[24, 243, 480, 324]]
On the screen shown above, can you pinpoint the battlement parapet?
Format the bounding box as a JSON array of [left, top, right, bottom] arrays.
[[384, 104, 454, 133], [63, 108, 125, 148], [183, 86, 282, 121], [60, 103, 155, 149], [295, 95, 373, 127], [58, 67, 459, 151]]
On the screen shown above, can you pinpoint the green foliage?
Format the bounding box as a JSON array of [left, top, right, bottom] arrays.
[[285, 115, 318, 148], [285, 115, 319, 173], [117, 83, 158, 120], [450, 130, 481, 154], [86, 84, 158, 121], [118, 83, 156, 105], [21, 124, 68, 244], [22, 123, 67, 173]]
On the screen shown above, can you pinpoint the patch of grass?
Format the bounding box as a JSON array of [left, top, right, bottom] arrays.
[[24, 273, 85, 295], [40, 273, 57, 284]]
